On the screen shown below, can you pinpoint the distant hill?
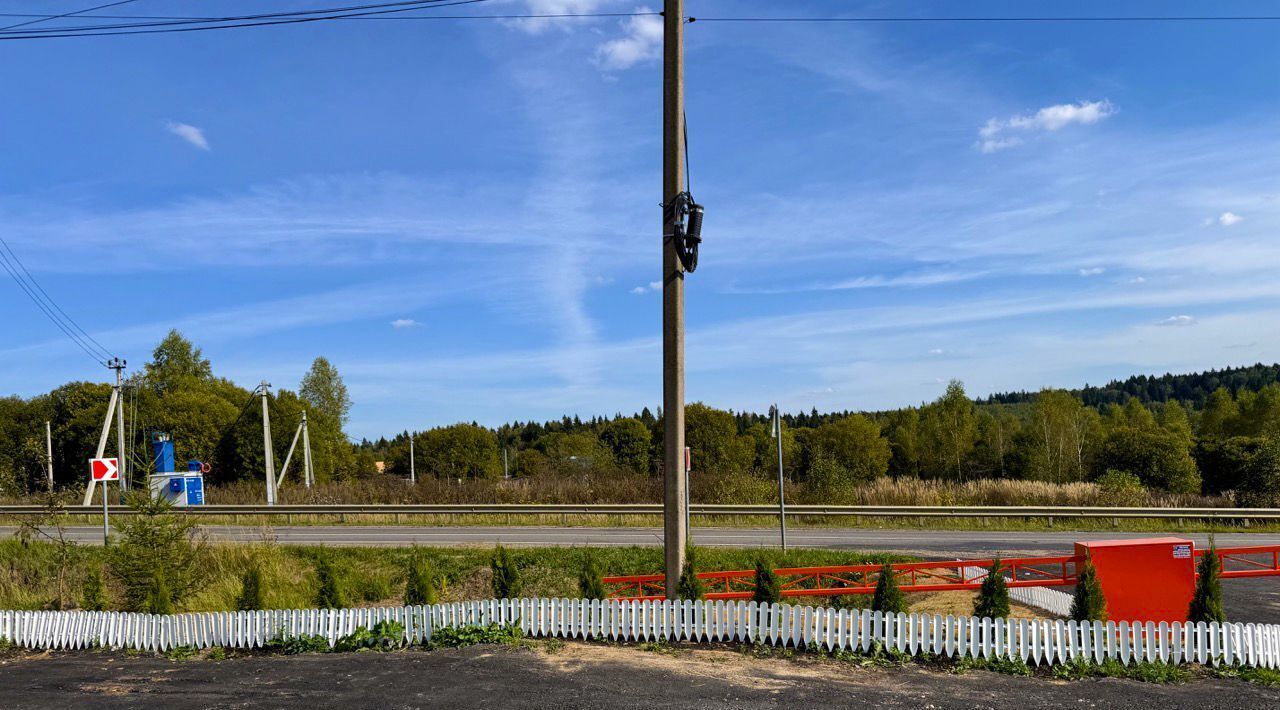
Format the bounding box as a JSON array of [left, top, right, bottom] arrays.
[[982, 363, 1280, 409]]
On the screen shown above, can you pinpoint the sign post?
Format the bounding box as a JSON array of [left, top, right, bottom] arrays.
[[90, 457, 119, 545]]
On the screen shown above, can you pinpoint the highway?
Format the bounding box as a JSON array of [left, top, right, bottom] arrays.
[[6, 524, 1279, 558]]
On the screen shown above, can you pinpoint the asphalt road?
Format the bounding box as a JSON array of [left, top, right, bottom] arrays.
[[5, 524, 1278, 558], [2, 643, 1276, 710]]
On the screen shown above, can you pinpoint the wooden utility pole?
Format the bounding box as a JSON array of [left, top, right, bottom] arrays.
[[662, 0, 687, 599]]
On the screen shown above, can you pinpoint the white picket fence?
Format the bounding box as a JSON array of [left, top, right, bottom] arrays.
[[1010, 586, 1075, 617], [2, 600, 1278, 669]]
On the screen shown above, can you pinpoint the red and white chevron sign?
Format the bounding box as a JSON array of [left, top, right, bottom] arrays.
[[90, 457, 119, 481]]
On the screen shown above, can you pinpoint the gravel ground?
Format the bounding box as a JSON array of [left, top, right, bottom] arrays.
[[1, 642, 1277, 710]]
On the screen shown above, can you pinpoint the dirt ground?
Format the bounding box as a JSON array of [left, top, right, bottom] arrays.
[[1, 641, 1276, 710]]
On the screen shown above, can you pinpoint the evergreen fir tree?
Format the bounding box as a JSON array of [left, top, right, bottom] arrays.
[[578, 554, 607, 600], [235, 564, 265, 611], [1188, 538, 1227, 623], [405, 553, 439, 606], [490, 545, 522, 599], [676, 547, 705, 600], [81, 566, 107, 612], [974, 559, 1010, 619], [1070, 558, 1107, 622], [751, 560, 782, 605], [314, 554, 346, 609], [871, 563, 907, 614], [144, 572, 174, 615]]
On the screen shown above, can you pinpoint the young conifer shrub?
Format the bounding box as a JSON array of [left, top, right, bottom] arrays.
[[145, 572, 175, 615], [751, 560, 782, 605], [81, 566, 107, 612], [871, 563, 907, 614], [676, 547, 705, 600], [236, 564, 265, 611], [405, 553, 439, 606], [578, 554, 607, 600], [974, 558, 1010, 619], [1070, 558, 1107, 622], [490, 545, 522, 599], [1188, 538, 1227, 623], [314, 554, 347, 609]]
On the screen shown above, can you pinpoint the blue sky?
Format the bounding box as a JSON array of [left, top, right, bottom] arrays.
[[2, 0, 1279, 439]]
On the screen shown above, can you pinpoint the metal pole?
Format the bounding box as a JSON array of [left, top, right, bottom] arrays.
[[773, 404, 787, 553], [662, 0, 687, 599], [260, 381, 276, 505], [302, 410, 313, 487], [409, 433, 416, 485], [44, 420, 54, 492], [684, 449, 691, 539], [102, 479, 109, 545]]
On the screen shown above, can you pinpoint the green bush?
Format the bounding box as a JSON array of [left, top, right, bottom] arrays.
[[235, 565, 265, 611], [334, 620, 405, 652], [427, 623, 522, 649], [405, 554, 439, 606], [490, 545, 522, 599], [314, 554, 347, 609], [1070, 559, 1107, 622], [578, 554, 607, 600], [751, 560, 782, 605], [870, 563, 906, 614], [1188, 538, 1226, 623], [267, 632, 330, 655], [973, 559, 1010, 619], [676, 548, 705, 600], [80, 566, 107, 612], [107, 494, 206, 613], [1095, 470, 1146, 507]]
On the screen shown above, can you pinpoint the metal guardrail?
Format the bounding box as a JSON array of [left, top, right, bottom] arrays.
[[2, 503, 1280, 519]]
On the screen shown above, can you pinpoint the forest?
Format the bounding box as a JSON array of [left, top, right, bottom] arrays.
[[3, 331, 1280, 507]]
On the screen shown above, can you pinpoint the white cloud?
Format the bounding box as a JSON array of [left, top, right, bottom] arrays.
[[1158, 315, 1196, 327], [507, 0, 605, 33], [648, 280, 661, 290], [1078, 267, 1105, 277], [390, 318, 421, 328], [1130, 276, 1147, 284], [1219, 211, 1243, 226], [630, 286, 646, 294], [594, 9, 662, 70], [978, 100, 1114, 153], [927, 348, 946, 356], [631, 280, 661, 294], [165, 121, 210, 151]]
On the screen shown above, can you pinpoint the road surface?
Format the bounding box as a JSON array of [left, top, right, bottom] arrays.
[[4, 524, 1277, 557]]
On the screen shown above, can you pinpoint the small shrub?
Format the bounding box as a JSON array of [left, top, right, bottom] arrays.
[[490, 545, 522, 599], [144, 572, 175, 615], [1071, 558, 1107, 622], [578, 554, 606, 600], [751, 560, 782, 605], [164, 645, 199, 661], [1095, 469, 1147, 506], [81, 567, 107, 612], [953, 655, 1033, 676], [235, 565, 265, 611], [314, 554, 346, 609], [405, 554, 439, 606], [973, 559, 1010, 619], [207, 646, 227, 661], [427, 623, 523, 649], [676, 549, 704, 600], [1188, 537, 1226, 623], [870, 563, 906, 614], [334, 620, 405, 652], [267, 632, 330, 655]]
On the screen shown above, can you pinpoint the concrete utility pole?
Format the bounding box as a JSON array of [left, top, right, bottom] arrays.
[[772, 405, 787, 553], [302, 410, 313, 488], [108, 358, 127, 490], [44, 420, 54, 492], [260, 381, 276, 505], [662, 0, 687, 600], [409, 432, 416, 485]]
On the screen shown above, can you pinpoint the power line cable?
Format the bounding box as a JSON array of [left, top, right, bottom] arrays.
[[688, 15, 1280, 23], [0, 235, 115, 360], [0, 247, 109, 365], [0, 0, 138, 31]]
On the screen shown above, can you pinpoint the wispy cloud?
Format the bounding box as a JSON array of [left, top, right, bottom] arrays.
[[1079, 267, 1105, 277], [1158, 315, 1196, 327], [507, 0, 606, 33], [390, 319, 422, 329], [594, 9, 662, 70], [978, 100, 1114, 153], [1219, 211, 1243, 226], [165, 121, 210, 151]]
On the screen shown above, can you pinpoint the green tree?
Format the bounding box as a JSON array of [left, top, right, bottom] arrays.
[[299, 357, 354, 482], [871, 563, 907, 614], [1239, 436, 1280, 506], [974, 559, 1010, 619], [920, 381, 978, 480], [107, 494, 206, 613], [806, 415, 891, 483], [1188, 539, 1226, 623], [1159, 400, 1194, 443], [884, 407, 923, 478], [143, 329, 213, 393], [537, 431, 614, 470], [751, 560, 782, 605], [1198, 388, 1239, 439], [1070, 559, 1107, 622], [1094, 469, 1147, 506], [236, 565, 266, 611], [599, 418, 652, 474], [1096, 427, 1201, 493], [1195, 436, 1263, 495], [405, 552, 439, 606], [490, 545, 522, 599], [299, 356, 352, 425], [1027, 389, 1099, 483], [418, 424, 502, 479], [81, 566, 107, 611], [676, 547, 705, 600], [144, 572, 175, 615], [578, 554, 607, 600], [314, 554, 346, 609], [685, 403, 754, 475]]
